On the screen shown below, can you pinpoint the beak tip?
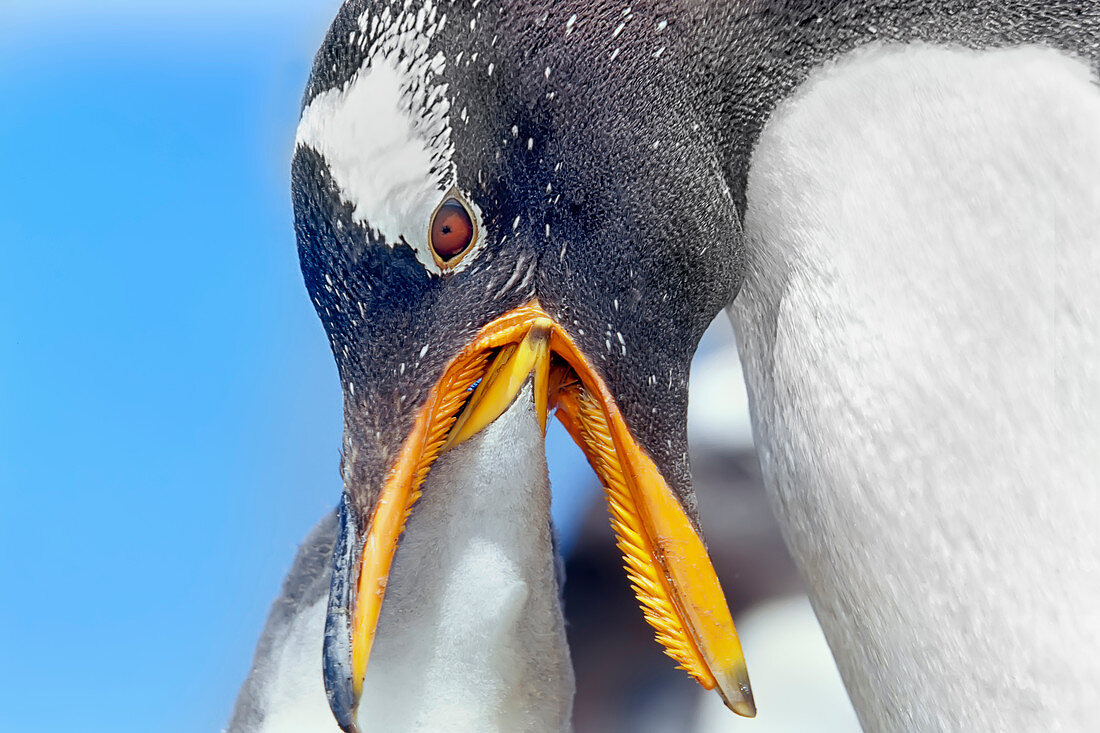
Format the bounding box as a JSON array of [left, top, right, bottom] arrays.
[[324, 637, 363, 732], [716, 665, 756, 718], [727, 698, 758, 718], [325, 497, 364, 733]]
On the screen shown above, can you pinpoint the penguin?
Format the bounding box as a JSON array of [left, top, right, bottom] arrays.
[[230, 2, 1100, 731]]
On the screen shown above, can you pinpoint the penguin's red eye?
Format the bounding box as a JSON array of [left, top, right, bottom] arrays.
[[430, 198, 475, 263]]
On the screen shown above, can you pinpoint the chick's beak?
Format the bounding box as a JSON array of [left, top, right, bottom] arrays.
[[323, 300, 754, 731]]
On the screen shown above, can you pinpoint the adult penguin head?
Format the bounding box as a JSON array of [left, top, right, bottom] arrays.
[[290, 2, 750, 728]]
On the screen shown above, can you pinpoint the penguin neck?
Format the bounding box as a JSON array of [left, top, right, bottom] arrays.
[[357, 386, 575, 732], [729, 44, 1100, 729]]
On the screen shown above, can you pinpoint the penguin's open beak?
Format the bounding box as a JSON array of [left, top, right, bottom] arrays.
[[323, 300, 754, 731]]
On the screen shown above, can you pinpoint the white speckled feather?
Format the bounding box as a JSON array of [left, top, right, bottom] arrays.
[[296, 3, 487, 275]]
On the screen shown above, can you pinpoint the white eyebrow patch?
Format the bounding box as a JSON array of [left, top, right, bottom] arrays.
[[296, 6, 474, 275]]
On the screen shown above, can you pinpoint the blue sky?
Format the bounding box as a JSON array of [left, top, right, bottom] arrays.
[[1, 4, 339, 731], [0, 3, 596, 731]]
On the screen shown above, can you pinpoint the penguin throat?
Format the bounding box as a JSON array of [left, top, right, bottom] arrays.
[[355, 387, 575, 732]]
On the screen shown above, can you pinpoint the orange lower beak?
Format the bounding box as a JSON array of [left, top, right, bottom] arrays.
[[345, 300, 754, 718]]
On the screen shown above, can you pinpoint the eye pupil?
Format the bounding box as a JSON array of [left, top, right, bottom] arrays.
[[430, 198, 474, 262]]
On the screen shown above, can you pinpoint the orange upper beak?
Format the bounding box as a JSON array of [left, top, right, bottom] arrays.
[[336, 299, 754, 725]]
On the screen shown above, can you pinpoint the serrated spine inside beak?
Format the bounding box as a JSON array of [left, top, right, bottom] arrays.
[[558, 385, 716, 685], [555, 382, 755, 717], [350, 310, 552, 699], [350, 348, 490, 696]]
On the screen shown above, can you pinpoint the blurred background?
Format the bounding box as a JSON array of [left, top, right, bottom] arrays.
[[0, 2, 857, 731]]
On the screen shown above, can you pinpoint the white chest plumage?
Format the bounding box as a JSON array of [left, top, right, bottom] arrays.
[[731, 43, 1100, 730]]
